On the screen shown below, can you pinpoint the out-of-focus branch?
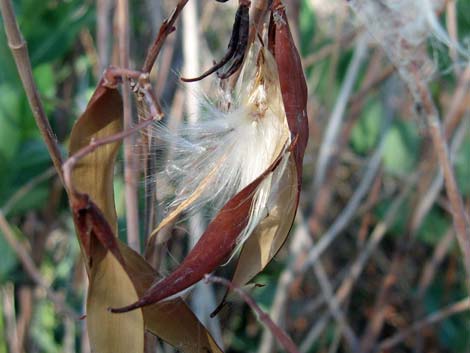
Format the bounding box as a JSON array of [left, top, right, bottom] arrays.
[[301, 121, 388, 272], [313, 36, 368, 193], [97, 0, 113, 72], [0, 211, 77, 318], [205, 275, 301, 353], [1, 284, 20, 353], [117, 0, 140, 252], [409, 68, 470, 290], [0, 0, 64, 184], [312, 261, 360, 352], [376, 297, 470, 351], [300, 180, 416, 352], [2, 167, 56, 216], [142, 0, 189, 73]]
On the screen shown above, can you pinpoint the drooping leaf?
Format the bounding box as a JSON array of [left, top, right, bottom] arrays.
[[68, 84, 145, 353], [119, 244, 224, 353], [69, 81, 223, 353], [69, 82, 123, 238]]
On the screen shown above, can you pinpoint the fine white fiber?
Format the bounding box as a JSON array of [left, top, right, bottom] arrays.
[[348, 0, 470, 82], [147, 43, 291, 250]]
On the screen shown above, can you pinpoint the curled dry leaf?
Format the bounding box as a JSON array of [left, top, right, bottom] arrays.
[[68, 81, 223, 353], [112, 0, 308, 313]]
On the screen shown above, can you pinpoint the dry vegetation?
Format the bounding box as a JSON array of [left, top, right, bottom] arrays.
[[0, 0, 469, 352]]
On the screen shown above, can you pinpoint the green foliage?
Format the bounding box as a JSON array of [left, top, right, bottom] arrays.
[[382, 120, 419, 175], [0, 230, 17, 282], [350, 100, 383, 154]]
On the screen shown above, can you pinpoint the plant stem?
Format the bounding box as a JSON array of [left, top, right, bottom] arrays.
[[0, 211, 77, 318], [206, 275, 301, 353], [0, 0, 64, 184], [409, 68, 470, 291], [117, 0, 141, 252]]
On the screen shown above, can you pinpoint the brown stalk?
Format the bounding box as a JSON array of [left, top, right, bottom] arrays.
[[97, 0, 113, 72], [0, 0, 64, 184], [64, 117, 156, 196], [376, 297, 470, 351], [410, 67, 470, 290], [117, 0, 141, 252], [0, 211, 77, 318], [205, 275, 301, 353], [141, 0, 189, 74], [1, 284, 20, 353]]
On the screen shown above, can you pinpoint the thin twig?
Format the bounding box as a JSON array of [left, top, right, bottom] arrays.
[[0, 211, 77, 318], [313, 36, 368, 193], [258, 212, 312, 353], [409, 67, 470, 290], [301, 118, 389, 273], [117, 0, 140, 252], [142, 0, 189, 74], [376, 297, 470, 351], [2, 167, 56, 216], [205, 275, 301, 353], [63, 117, 156, 196], [97, 0, 113, 72], [299, 180, 416, 352], [312, 260, 361, 352], [0, 0, 64, 184]]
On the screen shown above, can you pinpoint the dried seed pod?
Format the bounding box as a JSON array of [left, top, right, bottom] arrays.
[[181, 2, 250, 82], [111, 0, 309, 314], [212, 0, 310, 315], [112, 44, 292, 313]]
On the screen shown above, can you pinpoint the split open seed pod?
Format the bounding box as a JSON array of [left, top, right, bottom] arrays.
[[112, 0, 309, 314]]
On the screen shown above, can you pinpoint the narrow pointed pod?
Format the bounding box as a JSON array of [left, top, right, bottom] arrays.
[[110, 153, 285, 313], [215, 0, 310, 313], [269, 0, 309, 177], [111, 2, 307, 313]]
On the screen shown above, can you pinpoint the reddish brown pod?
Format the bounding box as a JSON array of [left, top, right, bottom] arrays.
[[111, 0, 309, 314], [269, 0, 309, 179], [226, 0, 309, 305]]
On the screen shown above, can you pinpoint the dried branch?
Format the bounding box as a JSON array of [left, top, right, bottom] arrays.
[[63, 117, 156, 196], [313, 36, 368, 193], [376, 297, 470, 351], [301, 120, 388, 273], [141, 0, 189, 74], [117, 0, 140, 252], [312, 260, 360, 352], [0, 0, 64, 183], [205, 275, 301, 353], [2, 167, 56, 216], [0, 211, 77, 318], [409, 67, 470, 290], [299, 180, 416, 352]]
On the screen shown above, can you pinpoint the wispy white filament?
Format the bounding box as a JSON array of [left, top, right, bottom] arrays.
[[149, 45, 291, 249]]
